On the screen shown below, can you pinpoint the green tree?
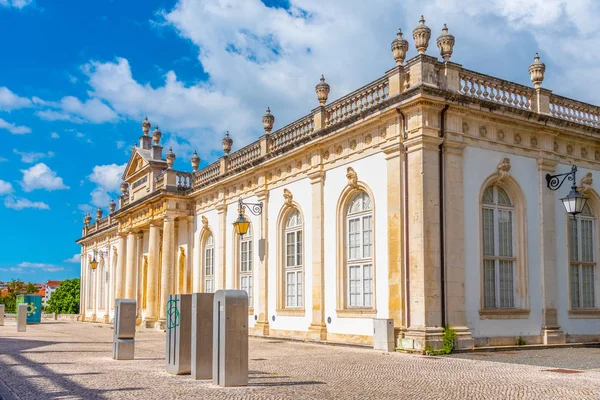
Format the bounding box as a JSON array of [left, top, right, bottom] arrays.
[[25, 282, 38, 294], [47, 278, 80, 314], [0, 279, 34, 313]]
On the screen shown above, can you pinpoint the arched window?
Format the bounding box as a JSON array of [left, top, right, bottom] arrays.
[[99, 257, 106, 309], [481, 185, 515, 309], [285, 210, 303, 308], [204, 233, 214, 293], [240, 224, 253, 306], [346, 191, 373, 307], [569, 202, 596, 309]]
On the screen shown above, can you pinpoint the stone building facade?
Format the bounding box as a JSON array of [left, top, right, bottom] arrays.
[[77, 17, 600, 350]]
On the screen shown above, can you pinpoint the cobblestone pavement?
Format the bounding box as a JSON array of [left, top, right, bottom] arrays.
[[2, 322, 600, 400]]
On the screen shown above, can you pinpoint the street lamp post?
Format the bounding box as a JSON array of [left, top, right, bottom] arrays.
[[545, 165, 588, 216], [232, 197, 263, 236]]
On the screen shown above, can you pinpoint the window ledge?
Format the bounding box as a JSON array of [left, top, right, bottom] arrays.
[[275, 308, 305, 317], [336, 308, 377, 318], [568, 309, 600, 319], [479, 309, 530, 319]]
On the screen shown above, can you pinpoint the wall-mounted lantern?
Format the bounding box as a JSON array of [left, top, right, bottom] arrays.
[[232, 197, 263, 236], [546, 165, 588, 216]]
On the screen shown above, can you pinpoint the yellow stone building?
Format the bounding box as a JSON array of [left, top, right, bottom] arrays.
[[77, 18, 600, 350]]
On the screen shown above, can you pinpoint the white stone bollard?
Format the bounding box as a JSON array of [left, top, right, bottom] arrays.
[[17, 304, 27, 332], [166, 294, 192, 375], [113, 299, 136, 360], [191, 293, 214, 380], [0, 304, 4, 326]]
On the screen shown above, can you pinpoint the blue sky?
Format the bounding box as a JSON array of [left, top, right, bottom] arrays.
[[1, 0, 599, 283]]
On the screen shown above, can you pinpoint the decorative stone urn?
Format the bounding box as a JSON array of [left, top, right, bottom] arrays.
[[436, 24, 455, 62], [166, 147, 176, 169], [190, 150, 200, 172], [391, 29, 409, 65], [109, 199, 116, 213], [529, 53, 546, 88], [315, 75, 330, 105], [152, 125, 162, 146], [96, 207, 103, 220], [142, 116, 151, 135], [120, 182, 128, 196], [262, 107, 275, 134], [412, 15, 431, 55], [83, 213, 92, 226], [222, 131, 233, 155]]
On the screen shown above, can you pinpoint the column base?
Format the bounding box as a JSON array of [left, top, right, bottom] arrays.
[[143, 318, 157, 329], [542, 327, 566, 345], [90, 314, 97, 323], [306, 323, 327, 341], [79, 314, 86, 322], [252, 321, 270, 336], [103, 315, 110, 324], [453, 326, 475, 350], [156, 319, 166, 330], [401, 326, 444, 352]]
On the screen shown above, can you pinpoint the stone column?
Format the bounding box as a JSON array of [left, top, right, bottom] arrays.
[[159, 216, 176, 326], [403, 132, 445, 351], [443, 141, 474, 349], [538, 158, 565, 344], [94, 255, 102, 320], [135, 232, 144, 325], [307, 168, 327, 340], [125, 231, 137, 299], [104, 249, 112, 322], [178, 218, 189, 294], [145, 222, 160, 327], [187, 216, 195, 293], [80, 250, 86, 321], [115, 234, 127, 299], [216, 202, 227, 290], [253, 187, 269, 336]]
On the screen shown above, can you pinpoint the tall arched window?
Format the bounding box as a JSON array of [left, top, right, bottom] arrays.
[[569, 202, 596, 309], [481, 185, 515, 309], [285, 210, 303, 308], [240, 224, 253, 306], [204, 233, 214, 293], [346, 191, 373, 307]]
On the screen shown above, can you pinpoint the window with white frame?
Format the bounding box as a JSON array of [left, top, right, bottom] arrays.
[[569, 202, 596, 309], [285, 209, 303, 308], [204, 233, 214, 293], [481, 185, 515, 309], [87, 261, 94, 309], [240, 224, 253, 306], [346, 191, 374, 308]]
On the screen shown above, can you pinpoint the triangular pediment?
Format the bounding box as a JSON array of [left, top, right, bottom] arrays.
[[122, 150, 149, 181]]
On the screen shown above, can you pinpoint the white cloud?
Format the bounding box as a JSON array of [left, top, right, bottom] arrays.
[[88, 163, 126, 192], [58, 96, 118, 123], [50, 132, 59, 139], [0, 0, 33, 9], [78, 204, 93, 214], [17, 262, 64, 272], [0, 157, 7, 162], [13, 149, 55, 163], [116, 140, 125, 149], [90, 187, 111, 207], [36, 109, 85, 123], [64, 254, 81, 263], [0, 179, 13, 195], [20, 163, 69, 192], [0, 117, 31, 134], [0, 267, 25, 274], [4, 196, 50, 210], [0, 87, 31, 110]]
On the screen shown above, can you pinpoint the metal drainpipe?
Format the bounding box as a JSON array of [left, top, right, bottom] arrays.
[[439, 104, 449, 328], [397, 109, 410, 329]]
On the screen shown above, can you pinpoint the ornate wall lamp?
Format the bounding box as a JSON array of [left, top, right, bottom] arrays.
[[546, 165, 588, 215], [232, 197, 263, 236], [90, 250, 99, 270]]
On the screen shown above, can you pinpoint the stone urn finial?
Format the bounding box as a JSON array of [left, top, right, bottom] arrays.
[[120, 182, 128, 196], [96, 206, 103, 221], [190, 150, 200, 172], [436, 24, 455, 62], [83, 213, 92, 226], [315, 75, 330, 106], [391, 29, 409, 65], [262, 107, 275, 134], [142, 116, 151, 135], [222, 131, 233, 155], [109, 199, 116, 213], [412, 15, 431, 55], [529, 53, 546, 88], [152, 125, 162, 146], [166, 147, 176, 169]]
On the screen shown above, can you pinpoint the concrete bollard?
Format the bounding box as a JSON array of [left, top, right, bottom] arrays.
[[166, 294, 192, 375], [0, 304, 4, 326], [212, 290, 248, 387], [191, 293, 214, 380], [17, 304, 27, 332], [113, 299, 136, 360], [373, 319, 395, 352]]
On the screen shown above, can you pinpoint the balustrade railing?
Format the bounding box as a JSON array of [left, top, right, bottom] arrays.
[[459, 69, 534, 111], [549, 94, 600, 128], [176, 172, 192, 189], [270, 116, 315, 152], [228, 141, 261, 170], [325, 77, 389, 126], [193, 161, 220, 187], [155, 173, 165, 189]]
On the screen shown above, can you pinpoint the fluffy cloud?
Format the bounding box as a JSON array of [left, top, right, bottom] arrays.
[[13, 149, 55, 163], [0, 87, 31, 110], [17, 262, 64, 272], [56, 96, 118, 123], [20, 163, 69, 192], [64, 254, 81, 263], [4, 196, 50, 210], [0, 179, 13, 195], [0, 117, 31, 134], [0, 0, 33, 9], [50, 132, 59, 139], [88, 163, 126, 192]]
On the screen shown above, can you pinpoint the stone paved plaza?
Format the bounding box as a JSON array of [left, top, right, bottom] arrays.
[[1, 322, 600, 399]]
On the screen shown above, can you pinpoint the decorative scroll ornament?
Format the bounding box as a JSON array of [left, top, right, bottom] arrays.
[[578, 172, 593, 195], [497, 158, 511, 182], [112, 246, 117, 256], [179, 246, 185, 258], [202, 215, 209, 229], [346, 167, 358, 188], [283, 188, 293, 206]]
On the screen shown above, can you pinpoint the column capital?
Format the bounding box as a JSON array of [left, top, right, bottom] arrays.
[[537, 158, 558, 172], [382, 140, 402, 159], [256, 189, 269, 202], [404, 134, 443, 153], [444, 140, 467, 155], [186, 215, 195, 223], [308, 169, 325, 184]]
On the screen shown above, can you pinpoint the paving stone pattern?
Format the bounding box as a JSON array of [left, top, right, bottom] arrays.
[[2, 321, 600, 399]]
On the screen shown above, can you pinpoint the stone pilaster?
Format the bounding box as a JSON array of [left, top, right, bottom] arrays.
[[80, 250, 86, 321], [94, 256, 102, 319], [216, 202, 227, 290], [538, 158, 565, 344], [253, 186, 270, 336], [187, 215, 195, 293], [159, 216, 176, 327], [145, 222, 160, 327], [125, 230, 137, 300], [307, 165, 327, 340], [178, 218, 188, 294], [135, 231, 144, 325], [443, 140, 474, 349], [115, 234, 127, 299]]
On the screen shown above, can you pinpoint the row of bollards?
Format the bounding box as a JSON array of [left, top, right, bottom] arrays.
[[0, 301, 39, 332]]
